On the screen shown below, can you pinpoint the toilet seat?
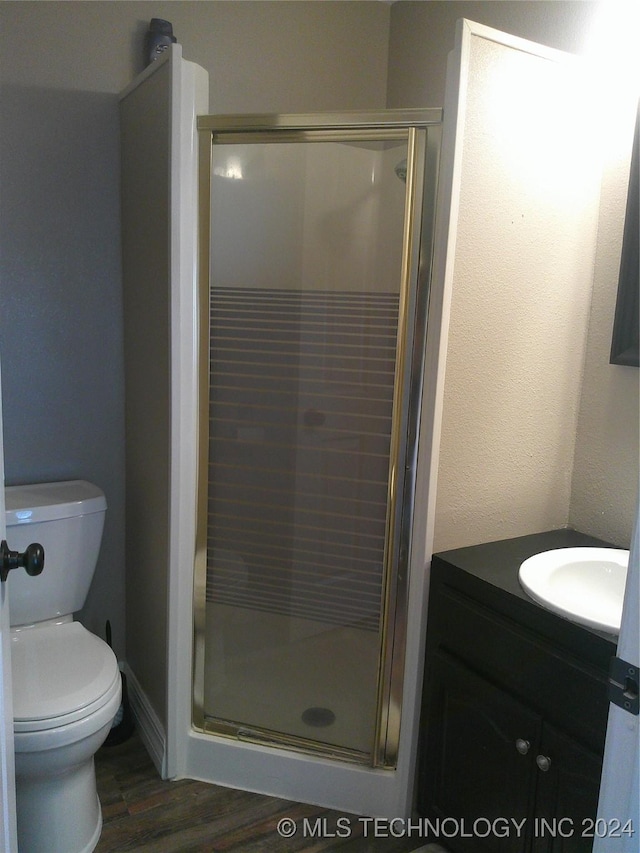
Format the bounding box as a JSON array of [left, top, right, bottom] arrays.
[[11, 621, 120, 733]]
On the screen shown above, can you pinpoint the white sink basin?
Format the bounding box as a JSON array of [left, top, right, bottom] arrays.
[[518, 547, 629, 635]]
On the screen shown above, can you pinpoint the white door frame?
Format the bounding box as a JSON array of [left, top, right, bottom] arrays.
[[594, 494, 639, 850], [0, 363, 18, 851]]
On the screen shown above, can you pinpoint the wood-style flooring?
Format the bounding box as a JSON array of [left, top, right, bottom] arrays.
[[94, 732, 436, 853]]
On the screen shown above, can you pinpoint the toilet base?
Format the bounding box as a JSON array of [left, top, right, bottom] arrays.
[[16, 755, 103, 853], [13, 666, 120, 853]]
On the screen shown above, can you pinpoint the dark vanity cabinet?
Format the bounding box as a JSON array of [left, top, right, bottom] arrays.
[[417, 530, 617, 853]]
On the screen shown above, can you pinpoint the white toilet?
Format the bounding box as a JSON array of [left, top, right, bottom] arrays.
[[5, 480, 121, 853]]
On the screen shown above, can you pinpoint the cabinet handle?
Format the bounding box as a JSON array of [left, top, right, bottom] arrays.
[[515, 738, 530, 755], [536, 754, 551, 772]]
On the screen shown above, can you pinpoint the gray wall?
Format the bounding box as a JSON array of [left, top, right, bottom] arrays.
[[0, 1, 391, 661], [387, 1, 598, 107], [0, 42, 125, 652], [119, 61, 173, 727]]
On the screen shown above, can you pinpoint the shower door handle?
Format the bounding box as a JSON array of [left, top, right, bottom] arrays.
[[0, 540, 45, 582]]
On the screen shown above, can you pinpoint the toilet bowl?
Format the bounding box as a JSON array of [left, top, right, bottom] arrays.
[[12, 621, 121, 853], [5, 481, 121, 853]]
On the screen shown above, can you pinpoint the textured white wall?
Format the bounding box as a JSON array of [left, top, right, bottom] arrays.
[[431, 31, 602, 551], [388, 2, 639, 552], [570, 102, 639, 547]]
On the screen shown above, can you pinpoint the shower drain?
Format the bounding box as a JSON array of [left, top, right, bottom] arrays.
[[301, 706, 336, 727]]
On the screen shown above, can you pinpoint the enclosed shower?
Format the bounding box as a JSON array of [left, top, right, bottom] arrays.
[[193, 112, 441, 768], [120, 48, 444, 814]]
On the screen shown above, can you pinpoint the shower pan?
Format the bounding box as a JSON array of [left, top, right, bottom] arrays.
[[193, 111, 442, 770]]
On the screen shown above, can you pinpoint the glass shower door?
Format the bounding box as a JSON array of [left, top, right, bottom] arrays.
[[194, 116, 439, 765]]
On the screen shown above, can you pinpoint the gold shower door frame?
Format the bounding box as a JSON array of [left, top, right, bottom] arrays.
[[193, 110, 441, 768]]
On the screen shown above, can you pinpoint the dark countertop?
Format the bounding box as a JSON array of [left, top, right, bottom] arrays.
[[433, 527, 615, 606], [430, 527, 618, 664]]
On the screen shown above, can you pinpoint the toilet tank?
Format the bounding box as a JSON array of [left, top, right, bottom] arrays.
[[4, 480, 107, 627]]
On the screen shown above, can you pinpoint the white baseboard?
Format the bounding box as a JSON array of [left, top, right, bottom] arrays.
[[122, 662, 167, 778]]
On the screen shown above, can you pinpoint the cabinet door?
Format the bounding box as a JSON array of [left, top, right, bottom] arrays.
[[532, 724, 602, 853], [419, 653, 541, 852]]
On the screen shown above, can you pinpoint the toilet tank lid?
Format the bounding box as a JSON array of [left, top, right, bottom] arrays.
[[5, 480, 107, 526]]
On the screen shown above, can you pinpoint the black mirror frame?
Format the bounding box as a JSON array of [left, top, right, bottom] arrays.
[[610, 102, 639, 368]]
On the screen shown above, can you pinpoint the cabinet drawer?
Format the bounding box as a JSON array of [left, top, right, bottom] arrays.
[[428, 585, 609, 752]]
